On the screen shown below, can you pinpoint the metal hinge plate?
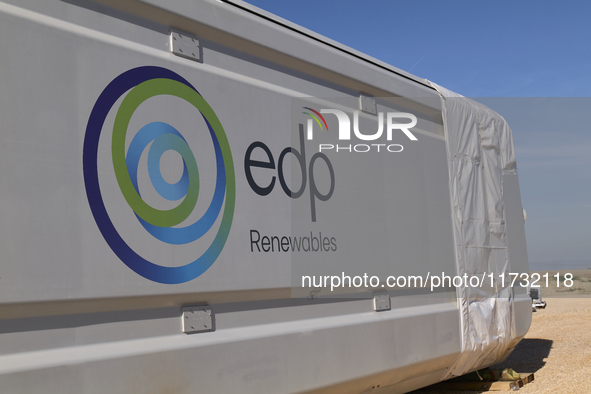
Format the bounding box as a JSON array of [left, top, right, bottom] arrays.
[[182, 305, 213, 333], [373, 294, 391, 311], [360, 94, 377, 115], [170, 30, 201, 62]]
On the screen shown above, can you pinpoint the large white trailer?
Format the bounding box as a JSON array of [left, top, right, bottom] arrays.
[[0, 0, 531, 392]]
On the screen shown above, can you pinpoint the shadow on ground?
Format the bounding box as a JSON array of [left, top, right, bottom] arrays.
[[410, 338, 553, 394], [490, 338, 553, 373]]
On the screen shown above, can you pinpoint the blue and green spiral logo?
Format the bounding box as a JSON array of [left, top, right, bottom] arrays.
[[83, 66, 235, 284]]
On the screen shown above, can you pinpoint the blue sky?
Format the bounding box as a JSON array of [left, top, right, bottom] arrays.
[[246, 0, 591, 268]]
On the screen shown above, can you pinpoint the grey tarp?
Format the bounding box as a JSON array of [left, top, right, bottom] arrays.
[[428, 82, 521, 377]]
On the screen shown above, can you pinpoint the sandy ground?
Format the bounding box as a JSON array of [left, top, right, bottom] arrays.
[[411, 269, 591, 393]]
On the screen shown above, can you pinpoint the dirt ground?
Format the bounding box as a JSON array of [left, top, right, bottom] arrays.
[[412, 269, 591, 393]]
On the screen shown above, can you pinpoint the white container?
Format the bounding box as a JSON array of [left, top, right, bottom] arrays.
[[0, 0, 531, 392]]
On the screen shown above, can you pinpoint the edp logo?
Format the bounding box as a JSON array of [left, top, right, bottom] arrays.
[[244, 125, 334, 223]]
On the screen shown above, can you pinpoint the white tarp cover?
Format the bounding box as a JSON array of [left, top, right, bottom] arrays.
[[428, 82, 521, 378]]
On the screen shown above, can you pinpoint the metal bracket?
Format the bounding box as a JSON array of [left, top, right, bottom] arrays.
[[182, 305, 213, 333], [373, 294, 391, 311], [360, 94, 377, 115], [170, 30, 201, 62]]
